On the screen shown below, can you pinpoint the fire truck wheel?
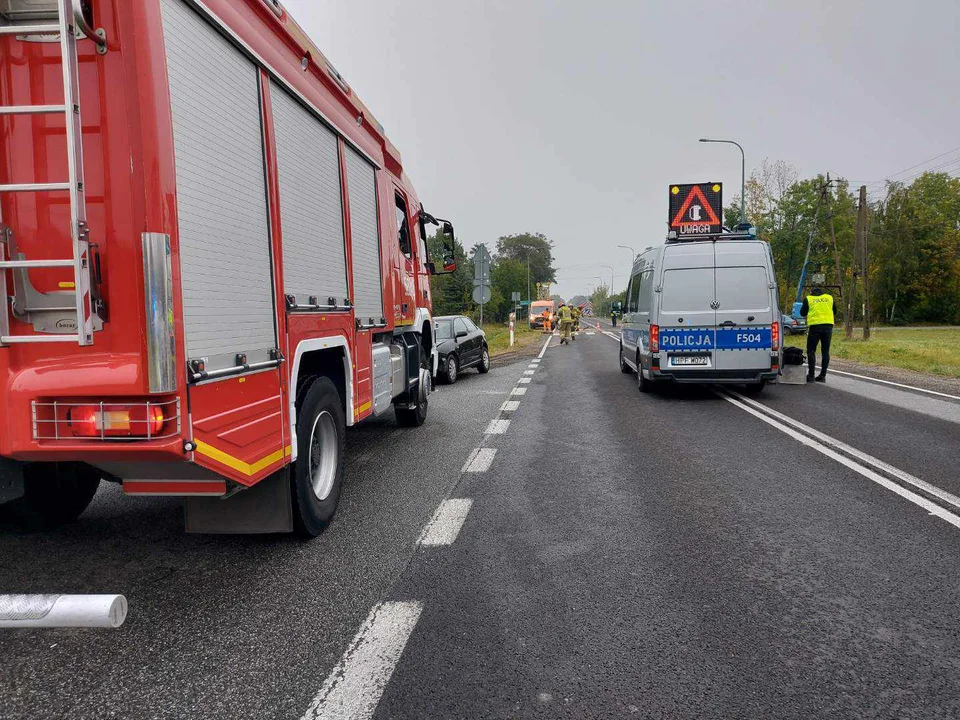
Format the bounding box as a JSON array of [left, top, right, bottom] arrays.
[[395, 344, 429, 428], [477, 346, 490, 374], [292, 378, 345, 537], [5, 462, 101, 530]]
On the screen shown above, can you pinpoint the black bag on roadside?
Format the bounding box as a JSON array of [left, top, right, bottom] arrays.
[[783, 346, 805, 366]]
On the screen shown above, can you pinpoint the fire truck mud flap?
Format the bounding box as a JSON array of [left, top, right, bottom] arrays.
[[0, 457, 25, 505], [184, 470, 293, 534]]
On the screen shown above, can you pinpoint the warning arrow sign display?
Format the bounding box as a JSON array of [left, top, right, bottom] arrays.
[[669, 183, 723, 235]]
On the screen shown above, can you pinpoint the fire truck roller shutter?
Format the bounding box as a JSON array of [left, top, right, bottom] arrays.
[[344, 147, 384, 326], [162, 0, 277, 373], [271, 84, 349, 308]]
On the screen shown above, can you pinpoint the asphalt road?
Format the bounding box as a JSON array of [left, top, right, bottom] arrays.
[[3, 328, 960, 719]]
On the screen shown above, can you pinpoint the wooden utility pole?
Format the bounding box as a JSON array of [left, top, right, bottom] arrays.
[[823, 173, 847, 337], [859, 185, 871, 340]]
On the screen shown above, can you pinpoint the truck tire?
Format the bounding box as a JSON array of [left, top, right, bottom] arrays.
[[477, 345, 491, 374], [395, 342, 429, 428], [619, 345, 633, 374], [291, 377, 345, 537], [4, 462, 101, 530]]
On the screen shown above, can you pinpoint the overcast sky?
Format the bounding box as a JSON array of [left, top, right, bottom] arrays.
[[286, 0, 960, 299]]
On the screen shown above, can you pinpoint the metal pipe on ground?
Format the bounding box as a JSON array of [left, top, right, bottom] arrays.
[[0, 594, 127, 628]]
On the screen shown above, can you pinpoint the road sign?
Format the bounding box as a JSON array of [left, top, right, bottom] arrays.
[[669, 183, 723, 235], [511, 291, 521, 302], [472, 285, 491, 304]]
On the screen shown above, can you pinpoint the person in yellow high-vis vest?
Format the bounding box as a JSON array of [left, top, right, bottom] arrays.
[[557, 302, 573, 345], [801, 287, 834, 382]]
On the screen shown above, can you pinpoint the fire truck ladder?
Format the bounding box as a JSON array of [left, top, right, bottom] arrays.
[[0, 0, 107, 347]]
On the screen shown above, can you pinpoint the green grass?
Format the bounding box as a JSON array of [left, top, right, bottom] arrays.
[[784, 327, 960, 378], [481, 321, 548, 357]]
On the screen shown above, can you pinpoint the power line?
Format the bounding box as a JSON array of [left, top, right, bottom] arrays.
[[863, 144, 960, 188]]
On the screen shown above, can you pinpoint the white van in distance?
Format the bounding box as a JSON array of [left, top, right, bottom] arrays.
[[619, 231, 782, 393]]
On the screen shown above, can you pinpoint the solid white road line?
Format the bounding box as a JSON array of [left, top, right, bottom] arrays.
[[511, 387, 527, 396], [721, 394, 960, 530], [728, 390, 960, 512], [818, 366, 960, 402], [501, 400, 521, 412], [485, 419, 511, 434], [302, 601, 423, 720], [418, 499, 473, 547], [538, 336, 551, 358], [518, 377, 531, 384], [462, 448, 497, 473], [601, 331, 620, 341]]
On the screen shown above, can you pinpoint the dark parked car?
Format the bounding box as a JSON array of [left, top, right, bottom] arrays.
[[781, 313, 807, 335], [434, 315, 490, 384]]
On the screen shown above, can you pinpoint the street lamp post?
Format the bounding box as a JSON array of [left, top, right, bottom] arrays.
[[699, 137, 746, 226], [616, 244, 636, 262], [597, 264, 615, 295]]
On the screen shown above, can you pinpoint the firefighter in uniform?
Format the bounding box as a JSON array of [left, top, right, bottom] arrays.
[[571, 305, 582, 341], [801, 287, 835, 383], [557, 302, 573, 344]]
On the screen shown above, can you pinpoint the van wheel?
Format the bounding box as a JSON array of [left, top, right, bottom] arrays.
[[743, 381, 766, 395], [292, 377, 345, 537], [637, 353, 655, 393], [4, 462, 101, 530], [620, 346, 633, 374]]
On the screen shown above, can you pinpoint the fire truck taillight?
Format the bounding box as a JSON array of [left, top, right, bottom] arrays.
[[67, 404, 166, 439], [32, 399, 181, 441]]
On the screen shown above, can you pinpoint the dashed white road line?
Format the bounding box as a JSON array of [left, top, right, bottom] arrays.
[[511, 387, 527, 396], [485, 419, 511, 434], [721, 393, 960, 530], [523, 370, 535, 376], [462, 447, 497, 473], [501, 400, 520, 413], [418, 499, 474, 547], [302, 601, 423, 720], [518, 377, 531, 384]]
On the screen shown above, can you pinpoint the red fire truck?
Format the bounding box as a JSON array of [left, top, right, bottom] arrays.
[[0, 0, 457, 535]]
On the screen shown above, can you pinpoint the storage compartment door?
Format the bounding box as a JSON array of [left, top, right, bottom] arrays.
[[271, 83, 349, 308], [162, 0, 285, 486], [344, 147, 384, 327], [713, 266, 774, 371]]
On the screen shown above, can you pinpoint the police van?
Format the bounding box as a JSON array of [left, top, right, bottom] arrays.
[[618, 229, 782, 393]]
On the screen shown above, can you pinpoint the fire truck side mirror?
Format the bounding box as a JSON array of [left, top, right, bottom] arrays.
[[432, 221, 457, 274]]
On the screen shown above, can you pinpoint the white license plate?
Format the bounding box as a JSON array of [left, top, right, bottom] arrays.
[[672, 356, 709, 366]]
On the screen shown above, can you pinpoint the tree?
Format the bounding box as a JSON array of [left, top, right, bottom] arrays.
[[427, 230, 473, 316], [496, 232, 556, 287]]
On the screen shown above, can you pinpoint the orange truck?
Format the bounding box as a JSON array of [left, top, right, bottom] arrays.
[[0, 0, 457, 535]]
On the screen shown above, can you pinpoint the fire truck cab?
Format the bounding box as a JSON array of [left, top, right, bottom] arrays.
[[0, 0, 457, 535]]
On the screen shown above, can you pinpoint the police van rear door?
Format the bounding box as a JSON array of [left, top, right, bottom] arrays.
[[658, 243, 716, 370], [713, 242, 775, 372]]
